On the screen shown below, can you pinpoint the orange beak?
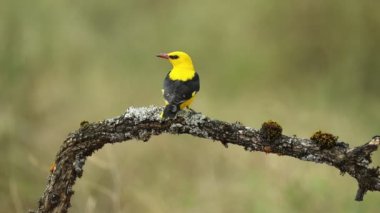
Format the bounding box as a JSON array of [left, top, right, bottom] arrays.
[[156, 53, 169, 59]]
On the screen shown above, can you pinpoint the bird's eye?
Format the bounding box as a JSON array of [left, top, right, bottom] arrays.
[[169, 55, 179, 59]]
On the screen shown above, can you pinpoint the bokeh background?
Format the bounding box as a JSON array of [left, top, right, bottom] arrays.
[[1, 0, 380, 212]]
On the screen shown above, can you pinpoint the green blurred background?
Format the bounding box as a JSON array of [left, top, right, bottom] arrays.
[[1, 0, 380, 212]]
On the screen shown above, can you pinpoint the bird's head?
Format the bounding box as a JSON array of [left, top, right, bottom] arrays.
[[156, 51, 194, 69]]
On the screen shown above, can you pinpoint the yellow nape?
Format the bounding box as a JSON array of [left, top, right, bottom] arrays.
[[167, 51, 196, 81]]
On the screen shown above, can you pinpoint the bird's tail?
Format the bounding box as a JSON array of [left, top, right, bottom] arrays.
[[162, 104, 180, 119]]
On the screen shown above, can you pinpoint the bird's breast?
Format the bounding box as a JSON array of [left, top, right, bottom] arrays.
[[168, 68, 195, 81]]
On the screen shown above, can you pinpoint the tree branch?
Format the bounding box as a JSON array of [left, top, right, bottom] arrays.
[[32, 106, 380, 212]]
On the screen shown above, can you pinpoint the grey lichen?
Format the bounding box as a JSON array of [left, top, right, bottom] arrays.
[[169, 123, 184, 132], [183, 111, 207, 126], [301, 154, 321, 162], [299, 139, 317, 148], [124, 106, 162, 122], [137, 130, 151, 142], [189, 127, 209, 138], [163, 111, 210, 138]]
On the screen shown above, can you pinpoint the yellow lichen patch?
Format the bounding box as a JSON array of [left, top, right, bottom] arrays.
[[260, 120, 283, 142], [310, 130, 338, 149]]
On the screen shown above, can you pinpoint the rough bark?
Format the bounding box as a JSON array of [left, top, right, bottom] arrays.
[[31, 106, 380, 212]]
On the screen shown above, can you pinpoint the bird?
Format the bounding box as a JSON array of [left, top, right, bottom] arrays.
[[156, 51, 200, 118]]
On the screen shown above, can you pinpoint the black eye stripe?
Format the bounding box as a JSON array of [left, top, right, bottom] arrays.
[[169, 55, 179, 59]]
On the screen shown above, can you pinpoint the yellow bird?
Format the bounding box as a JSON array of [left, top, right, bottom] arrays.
[[156, 51, 200, 118]]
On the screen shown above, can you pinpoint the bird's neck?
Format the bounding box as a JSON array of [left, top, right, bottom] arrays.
[[169, 66, 195, 81]]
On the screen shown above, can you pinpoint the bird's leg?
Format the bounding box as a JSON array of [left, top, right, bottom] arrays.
[[186, 106, 197, 113]]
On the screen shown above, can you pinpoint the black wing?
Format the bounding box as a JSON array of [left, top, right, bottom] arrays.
[[163, 72, 200, 105]]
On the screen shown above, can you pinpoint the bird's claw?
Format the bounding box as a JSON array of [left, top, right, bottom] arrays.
[[186, 107, 197, 113]]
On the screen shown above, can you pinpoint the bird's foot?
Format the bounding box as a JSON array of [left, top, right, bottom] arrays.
[[186, 107, 197, 113]]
